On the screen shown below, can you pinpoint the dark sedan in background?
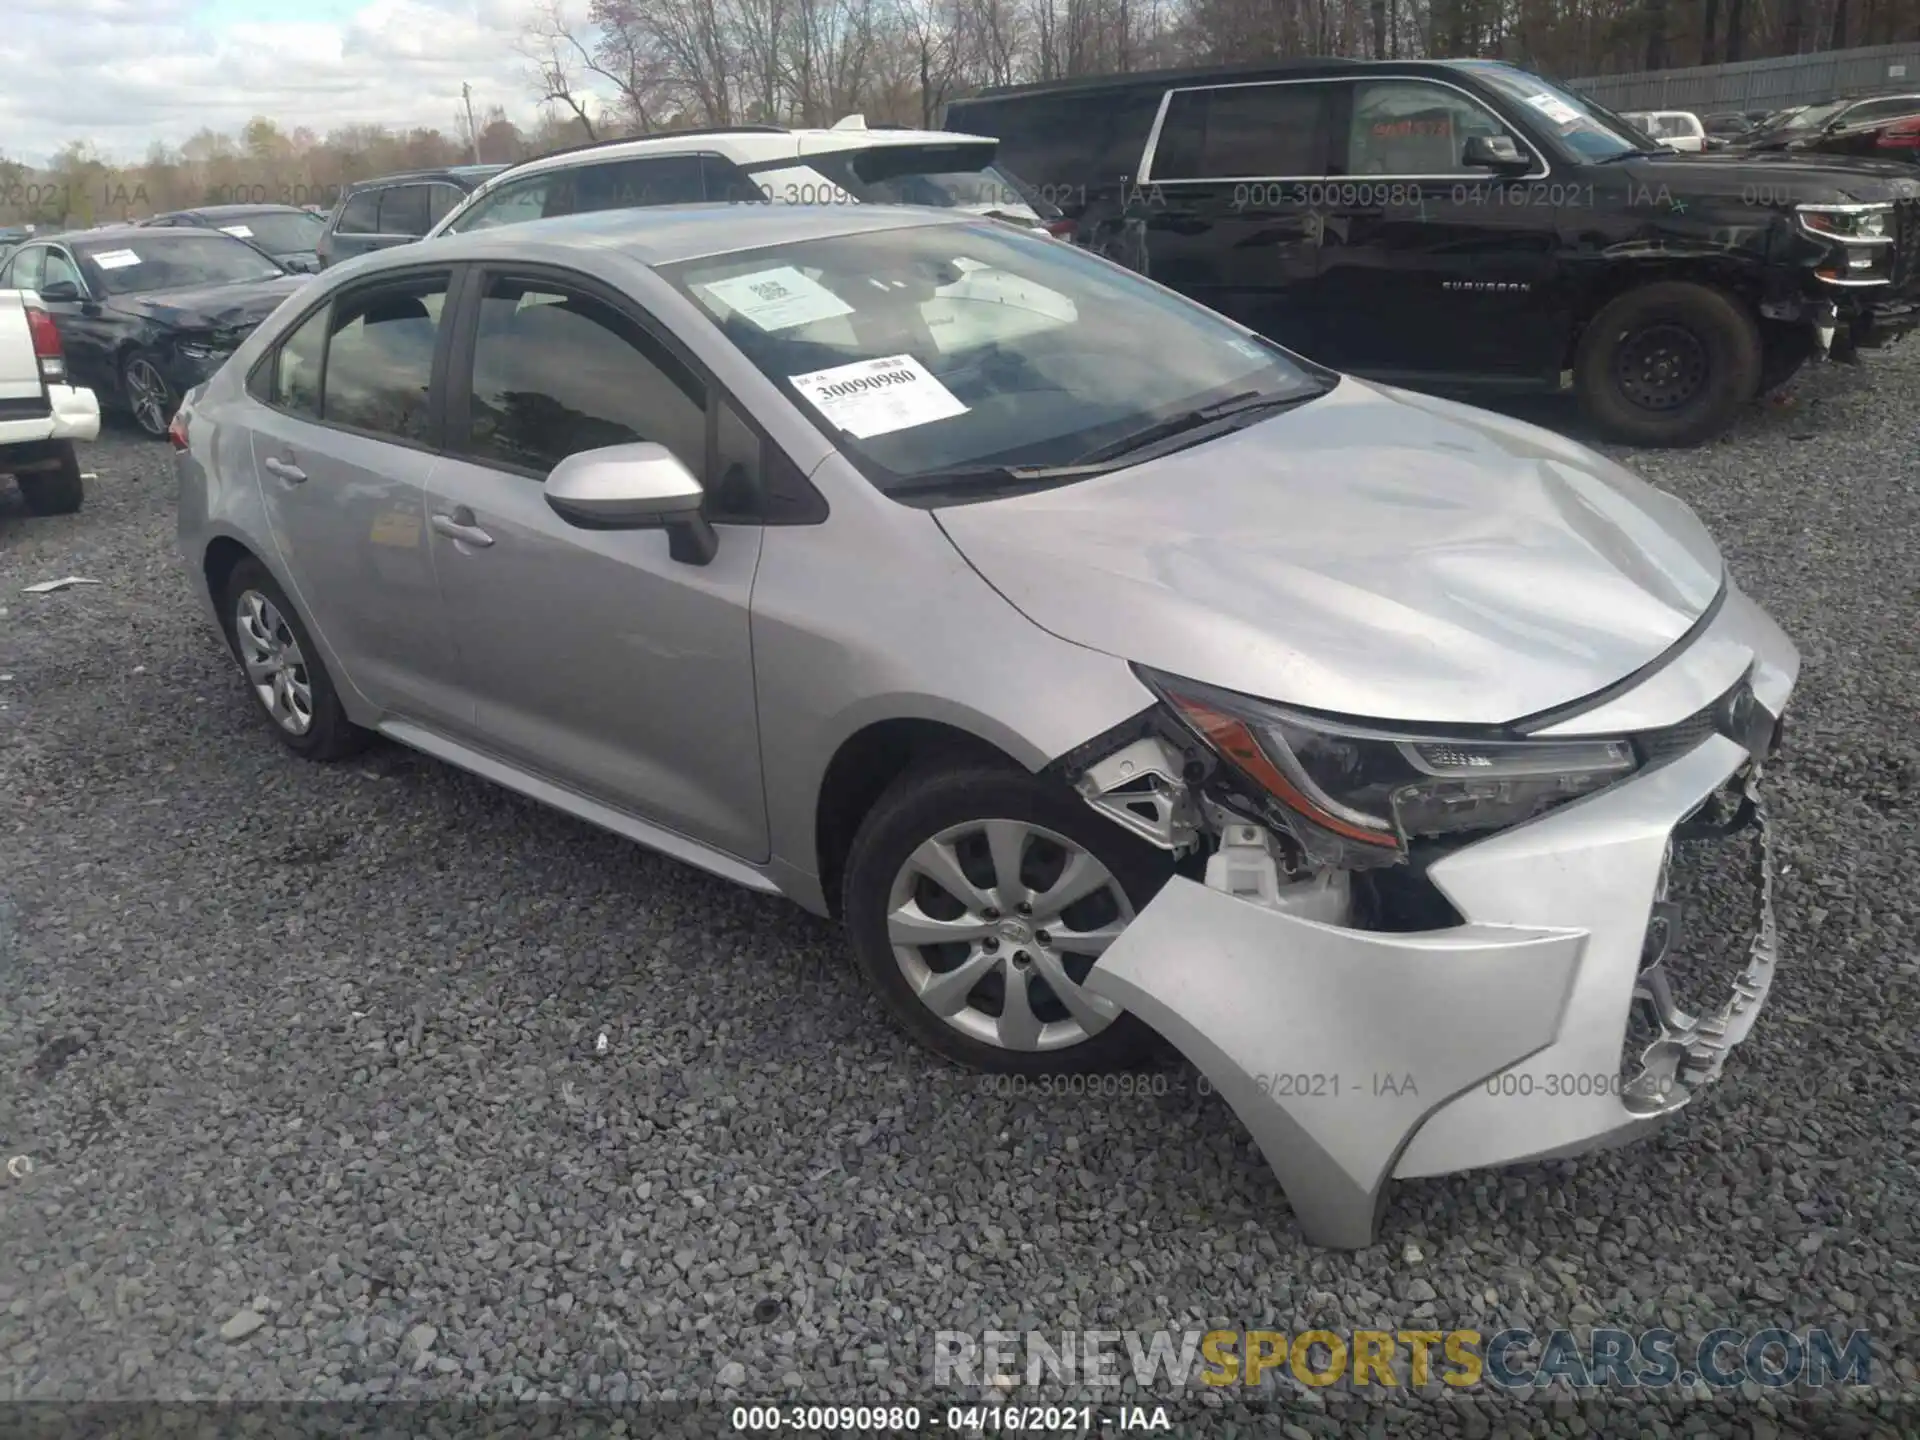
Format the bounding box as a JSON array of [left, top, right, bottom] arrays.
[[140, 203, 328, 273], [0, 226, 308, 437]]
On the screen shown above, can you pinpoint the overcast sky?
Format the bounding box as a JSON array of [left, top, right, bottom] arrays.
[[3, 0, 586, 167]]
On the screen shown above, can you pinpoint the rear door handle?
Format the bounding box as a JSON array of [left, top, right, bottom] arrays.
[[431, 510, 494, 548], [262, 456, 306, 483]]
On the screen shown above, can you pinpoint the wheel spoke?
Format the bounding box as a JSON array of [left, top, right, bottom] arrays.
[[916, 947, 998, 1017], [243, 654, 277, 683], [1028, 848, 1112, 922], [1049, 921, 1125, 957], [1030, 949, 1120, 1030], [907, 838, 992, 912], [994, 965, 1045, 1050], [982, 820, 1032, 910], [887, 900, 994, 948]]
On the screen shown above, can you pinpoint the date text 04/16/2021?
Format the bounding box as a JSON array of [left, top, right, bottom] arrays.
[[729, 1404, 1175, 1433]]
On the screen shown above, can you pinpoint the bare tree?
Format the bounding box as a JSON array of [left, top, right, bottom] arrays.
[[519, 0, 606, 140]]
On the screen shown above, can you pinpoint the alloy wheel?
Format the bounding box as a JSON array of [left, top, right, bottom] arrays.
[[886, 818, 1134, 1052], [125, 358, 172, 437], [233, 589, 314, 735]]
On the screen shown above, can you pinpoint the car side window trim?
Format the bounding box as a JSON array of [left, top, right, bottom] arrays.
[[245, 263, 464, 455], [1137, 74, 1549, 184], [440, 261, 827, 525]]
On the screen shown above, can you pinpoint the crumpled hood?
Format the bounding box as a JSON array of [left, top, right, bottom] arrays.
[[934, 378, 1725, 727], [107, 274, 309, 331]]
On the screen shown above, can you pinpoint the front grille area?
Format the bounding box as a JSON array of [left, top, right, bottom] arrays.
[[1893, 198, 1920, 291], [1632, 687, 1732, 767]]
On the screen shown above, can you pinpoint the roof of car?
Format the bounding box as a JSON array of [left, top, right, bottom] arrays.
[[953, 55, 1500, 101], [372, 201, 971, 272], [470, 121, 995, 190], [153, 203, 312, 219], [342, 164, 510, 192]]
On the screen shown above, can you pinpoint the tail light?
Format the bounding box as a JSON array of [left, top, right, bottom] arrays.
[[1876, 119, 1920, 149], [24, 299, 65, 382], [1043, 218, 1077, 239], [168, 409, 190, 452]]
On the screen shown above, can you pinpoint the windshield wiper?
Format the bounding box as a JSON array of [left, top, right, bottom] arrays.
[[886, 461, 1123, 501], [1067, 387, 1319, 465]]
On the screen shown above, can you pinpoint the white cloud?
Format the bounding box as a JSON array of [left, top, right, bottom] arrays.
[[0, 0, 601, 166]]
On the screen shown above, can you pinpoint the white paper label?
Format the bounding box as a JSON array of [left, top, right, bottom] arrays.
[[220, 224, 254, 237], [1524, 93, 1584, 127], [788, 354, 968, 439], [91, 249, 142, 269], [698, 267, 854, 331]]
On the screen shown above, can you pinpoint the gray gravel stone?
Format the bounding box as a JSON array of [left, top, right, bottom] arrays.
[[218, 1310, 265, 1343], [3, 354, 1918, 1434]]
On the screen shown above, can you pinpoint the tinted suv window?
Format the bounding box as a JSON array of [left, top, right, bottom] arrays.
[[1347, 80, 1508, 175], [378, 185, 432, 237], [462, 276, 706, 475], [1153, 83, 1332, 179], [573, 155, 707, 211], [322, 275, 449, 441], [336, 191, 380, 235]]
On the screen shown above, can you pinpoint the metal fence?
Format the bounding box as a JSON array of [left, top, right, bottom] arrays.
[[1565, 41, 1920, 113]]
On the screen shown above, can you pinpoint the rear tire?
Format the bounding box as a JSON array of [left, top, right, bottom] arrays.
[[15, 440, 84, 515], [1574, 282, 1761, 447], [842, 762, 1174, 1075], [219, 558, 371, 761]]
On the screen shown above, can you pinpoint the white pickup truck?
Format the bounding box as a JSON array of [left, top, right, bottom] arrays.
[[0, 288, 100, 515]]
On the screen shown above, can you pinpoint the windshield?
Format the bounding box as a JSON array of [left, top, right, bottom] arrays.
[[73, 232, 285, 294], [1465, 64, 1655, 159], [212, 211, 325, 254], [660, 220, 1333, 497], [1749, 100, 1856, 140]]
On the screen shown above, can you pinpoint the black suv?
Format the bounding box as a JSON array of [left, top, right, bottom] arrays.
[[314, 165, 509, 268], [946, 59, 1920, 445]]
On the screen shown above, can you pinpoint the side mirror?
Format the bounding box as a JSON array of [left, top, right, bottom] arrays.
[[38, 279, 81, 302], [1462, 134, 1532, 174], [543, 441, 717, 564]]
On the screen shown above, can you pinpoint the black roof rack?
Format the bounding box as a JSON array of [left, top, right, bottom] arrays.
[[956, 56, 1383, 102]]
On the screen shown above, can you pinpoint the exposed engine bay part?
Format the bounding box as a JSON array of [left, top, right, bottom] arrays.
[[1203, 820, 1353, 927], [1072, 734, 1201, 855]]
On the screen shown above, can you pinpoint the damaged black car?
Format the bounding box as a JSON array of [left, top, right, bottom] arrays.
[[0, 225, 310, 438]]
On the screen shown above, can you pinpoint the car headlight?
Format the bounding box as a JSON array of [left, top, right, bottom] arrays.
[[1140, 668, 1638, 859], [1796, 202, 1893, 242]]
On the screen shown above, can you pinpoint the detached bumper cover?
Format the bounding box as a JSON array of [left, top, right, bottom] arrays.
[[1088, 667, 1793, 1249]]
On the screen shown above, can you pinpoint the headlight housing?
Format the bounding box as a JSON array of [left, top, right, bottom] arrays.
[[1141, 669, 1638, 863], [1796, 202, 1894, 241]]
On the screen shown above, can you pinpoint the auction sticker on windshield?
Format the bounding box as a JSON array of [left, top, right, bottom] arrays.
[[697, 266, 854, 331], [91, 250, 142, 269], [789, 354, 969, 439], [1524, 93, 1585, 126]]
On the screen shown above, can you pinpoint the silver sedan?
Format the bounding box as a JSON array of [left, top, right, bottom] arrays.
[[173, 204, 1798, 1248]]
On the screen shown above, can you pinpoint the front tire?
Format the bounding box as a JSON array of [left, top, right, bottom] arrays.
[[121, 350, 176, 440], [1574, 282, 1761, 447], [219, 558, 370, 760], [15, 440, 84, 515], [842, 763, 1173, 1074]]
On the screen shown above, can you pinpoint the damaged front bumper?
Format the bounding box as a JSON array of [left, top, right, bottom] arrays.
[[1081, 610, 1795, 1251]]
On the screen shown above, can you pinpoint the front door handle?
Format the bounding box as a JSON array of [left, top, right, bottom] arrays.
[[431, 510, 494, 548], [262, 455, 306, 483]]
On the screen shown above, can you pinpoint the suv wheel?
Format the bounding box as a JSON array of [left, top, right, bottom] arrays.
[[842, 764, 1172, 1074], [15, 440, 84, 515], [220, 558, 371, 760], [1574, 282, 1761, 447]]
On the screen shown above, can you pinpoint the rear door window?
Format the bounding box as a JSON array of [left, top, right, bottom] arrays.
[[571, 155, 708, 211], [336, 191, 380, 235], [1151, 83, 1334, 180], [377, 185, 432, 237]]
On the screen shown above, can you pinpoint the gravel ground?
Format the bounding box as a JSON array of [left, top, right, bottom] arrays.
[[2, 358, 1917, 1440]]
